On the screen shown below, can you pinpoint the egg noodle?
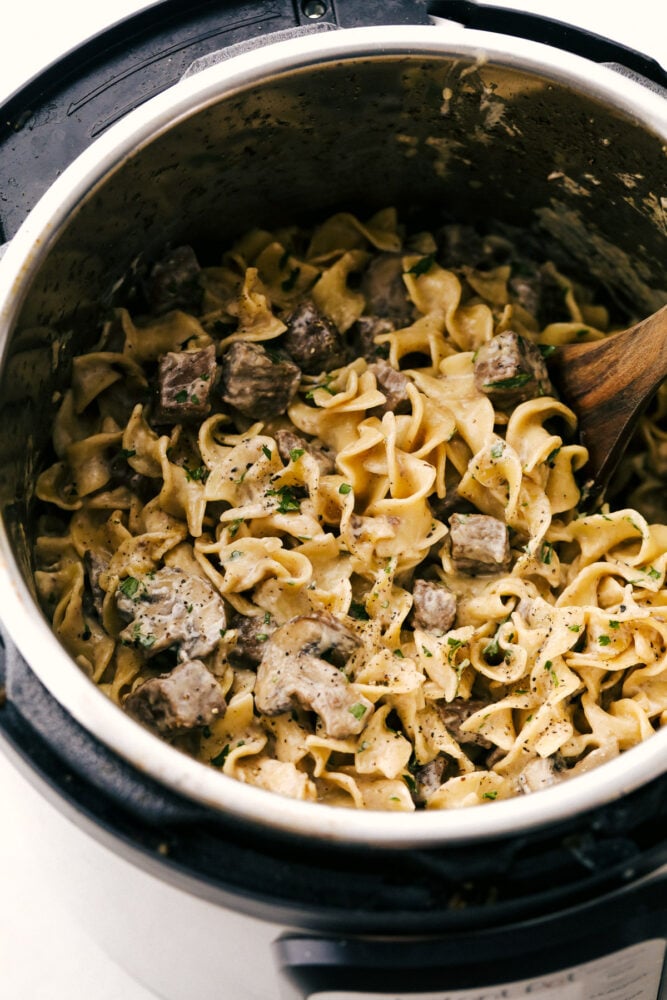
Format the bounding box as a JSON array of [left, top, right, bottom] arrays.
[[33, 208, 667, 810]]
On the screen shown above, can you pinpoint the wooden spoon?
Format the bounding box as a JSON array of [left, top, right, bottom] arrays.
[[547, 304, 667, 505]]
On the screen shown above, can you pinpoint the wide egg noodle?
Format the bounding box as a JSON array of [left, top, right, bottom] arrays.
[[31, 208, 667, 811]]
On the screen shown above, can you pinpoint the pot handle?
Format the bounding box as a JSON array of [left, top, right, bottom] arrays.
[[431, 1, 667, 92], [273, 872, 667, 998]]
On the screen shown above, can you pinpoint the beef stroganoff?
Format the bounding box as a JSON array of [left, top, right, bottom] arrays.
[[33, 208, 667, 810]]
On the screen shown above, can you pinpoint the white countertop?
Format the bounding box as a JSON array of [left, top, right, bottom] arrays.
[[1, 2, 666, 998]]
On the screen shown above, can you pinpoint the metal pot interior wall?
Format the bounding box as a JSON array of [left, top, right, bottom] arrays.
[[2, 45, 667, 746]]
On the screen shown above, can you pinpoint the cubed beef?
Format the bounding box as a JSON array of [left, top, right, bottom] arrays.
[[145, 246, 202, 315], [124, 658, 226, 737], [412, 578, 457, 633], [412, 754, 449, 803], [274, 429, 336, 475], [227, 612, 277, 669], [154, 344, 217, 424], [282, 300, 347, 374], [83, 550, 108, 618], [220, 341, 301, 419], [509, 262, 571, 328], [367, 360, 411, 416], [449, 513, 511, 575], [439, 698, 493, 748], [352, 315, 394, 362], [473, 331, 554, 408], [361, 254, 414, 326]]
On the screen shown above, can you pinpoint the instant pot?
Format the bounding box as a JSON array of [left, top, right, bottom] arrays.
[[1, 2, 667, 997]]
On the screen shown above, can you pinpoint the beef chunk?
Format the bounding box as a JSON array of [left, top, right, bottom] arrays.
[[124, 658, 226, 737], [255, 612, 373, 738], [439, 698, 493, 749], [367, 360, 411, 416], [84, 550, 108, 618], [412, 754, 449, 803], [274, 429, 336, 475], [116, 566, 226, 659], [228, 612, 277, 669], [154, 344, 217, 424], [282, 300, 347, 374], [411, 578, 457, 633], [361, 254, 414, 326], [220, 341, 301, 419], [509, 262, 571, 328], [473, 331, 554, 408], [145, 246, 202, 315], [353, 315, 394, 362], [449, 513, 511, 575]]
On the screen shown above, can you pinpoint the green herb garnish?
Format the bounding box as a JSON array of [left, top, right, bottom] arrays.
[[339, 483, 352, 495], [210, 745, 231, 768], [174, 390, 189, 403], [349, 601, 370, 621], [407, 254, 435, 277], [266, 484, 302, 513], [119, 577, 140, 599], [484, 373, 532, 390], [349, 702, 368, 721]]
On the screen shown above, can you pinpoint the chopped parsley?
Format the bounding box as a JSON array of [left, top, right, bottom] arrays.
[[261, 445, 272, 461], [119, 448, 136, 460], [545, 660, 560, 686], [184, 464, 209, 483], [305, 376, 336, 400], [608, 620, 620, 629], [421, 646, 433, 658], [598, 635, 611, 646], [407, 254, 435, 277], [174, 389, 189, 403], [339, 483, 352, 495], [393, 649, 405, 658], [228, 517, 244, 538], [289, 447, 305, 462], [266, 484, 302, 513], [546, 447, 561, 467], [537, 344, 557, 358], [490, 441, 505, 459], [482, 790, 498, 800], [568, 624, 581, 632], [255, 633, 269, 642], [210, 745, 231, 768], [133, 624, 156, 649], [484, 372, 532, 390], [540, 542, 554, 565], [648, 567, 661, 580], [349, 702, 368, 721], [119, 576, 141, 599], [349, 601, 370, 621]]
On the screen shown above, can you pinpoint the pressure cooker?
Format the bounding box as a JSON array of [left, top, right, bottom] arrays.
[[1, 2, 667, 998]]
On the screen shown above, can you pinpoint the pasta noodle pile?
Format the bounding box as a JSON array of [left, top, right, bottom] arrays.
[[32, 208, 667, 811]]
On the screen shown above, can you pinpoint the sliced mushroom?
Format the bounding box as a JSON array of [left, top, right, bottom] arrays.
[[116, 566, 226, 660], [254, 612, 373, 738], [124, 658, 226, 737]]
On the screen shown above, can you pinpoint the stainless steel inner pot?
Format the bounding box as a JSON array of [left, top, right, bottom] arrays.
[[1, 25, 666, 848]]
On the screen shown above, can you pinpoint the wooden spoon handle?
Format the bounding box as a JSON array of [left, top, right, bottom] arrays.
[[548, 304, 667, 500]]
